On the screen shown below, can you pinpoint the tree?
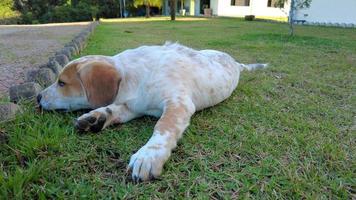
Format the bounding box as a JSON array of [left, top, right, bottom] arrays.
[[276, 0, 312, 36], [169, 0, 176, 20], [134, 0, 162, 18]]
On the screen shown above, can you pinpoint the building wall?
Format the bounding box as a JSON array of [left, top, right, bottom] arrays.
[[213, 0, 290, 18], [210, 0, 219, 15], [195, 0, 201, 15], [163, 0, 356, 25], [163, 0, 169, 15], [295, 0, 356, 24], [162, 0, 199, 15]]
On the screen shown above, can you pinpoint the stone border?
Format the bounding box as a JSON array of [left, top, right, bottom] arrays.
[[0, 21, 99, 121]]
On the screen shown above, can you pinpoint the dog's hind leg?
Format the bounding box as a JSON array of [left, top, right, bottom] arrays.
[[75, 103, 138, 133]]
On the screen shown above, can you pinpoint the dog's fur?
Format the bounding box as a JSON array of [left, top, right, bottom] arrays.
[[38, 42, 267, 182]]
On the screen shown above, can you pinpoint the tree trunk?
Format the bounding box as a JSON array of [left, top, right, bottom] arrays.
[[119, 0, 123, 18], [170, 0, 176, 20], [145, 4, 150, 18], [123, 0, 126, 18], [288, 0, 295, 36]]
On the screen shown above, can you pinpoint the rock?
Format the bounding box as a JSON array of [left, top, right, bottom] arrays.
[[9, 82, 42, 103], [64, 45, 77, 57], [53, 54, 69, 67], [72, 37, 85, 51], [26, 68, 56, 87], [56, 48, 72, 60], [0, 102, 20, 121], [44, 59, 62, 75], [71, 40, 82, 52], [82, 30, 91, 36], [25, 70, 38, 81], [67, 42, 80, 54], [73, 35, 85, 43]]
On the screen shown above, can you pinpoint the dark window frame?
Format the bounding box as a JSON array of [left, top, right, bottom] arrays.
[[230, 0, 250, 7], [267, 0, 284, 8]]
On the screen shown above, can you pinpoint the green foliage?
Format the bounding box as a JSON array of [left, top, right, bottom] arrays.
[[39, 2, 98, 23], [295, 0, 312, 8], [13, 0, 68, 17], [20, 11, 33, 24], [275, 0, 312, 9], [14, 0, 98, 23], [95, 0, 121, 18], [133, 0, 162, 8], [0, 0, 20, 24], [8, 0, 126, 24]]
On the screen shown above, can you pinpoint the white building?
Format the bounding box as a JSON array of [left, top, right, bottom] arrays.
[[163, 0, 356, 25], [295, 0, 356, 24]]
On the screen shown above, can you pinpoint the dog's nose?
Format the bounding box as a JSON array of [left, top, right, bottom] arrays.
[[36, 93, 42, 104]]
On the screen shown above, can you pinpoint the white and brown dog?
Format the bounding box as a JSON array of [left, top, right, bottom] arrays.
[[38, 42, 267, 182]]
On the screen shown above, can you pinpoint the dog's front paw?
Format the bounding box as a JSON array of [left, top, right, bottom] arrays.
[[128, 145, 170, 182], [75, 111, 107, 133]]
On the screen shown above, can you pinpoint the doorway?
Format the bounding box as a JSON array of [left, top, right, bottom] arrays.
[[200, 0, 210, 14]]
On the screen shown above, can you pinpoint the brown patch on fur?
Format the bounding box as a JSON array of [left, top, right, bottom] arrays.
[[58, 63, 84, 97], [155, 102, 190, 138], [78, 61, 121, 108]]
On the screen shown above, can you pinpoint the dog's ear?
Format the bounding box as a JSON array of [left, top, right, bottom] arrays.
[[77, 61, 120, 108]]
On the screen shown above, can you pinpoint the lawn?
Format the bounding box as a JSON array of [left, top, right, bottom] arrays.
[[1, 17, 355, 199]]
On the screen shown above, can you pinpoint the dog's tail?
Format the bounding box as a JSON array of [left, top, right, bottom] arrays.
[[239, 63, 268, 72]]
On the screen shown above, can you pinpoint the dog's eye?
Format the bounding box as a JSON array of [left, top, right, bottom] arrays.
[[58, 80, 66, 87]]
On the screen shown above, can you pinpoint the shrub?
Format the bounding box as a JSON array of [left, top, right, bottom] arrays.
[[6, 0, 137, 24], [20, 11, 34, 24], [36, 2, 97, 23], [0, 0, 21, 24], [245, 15, 255, 21]]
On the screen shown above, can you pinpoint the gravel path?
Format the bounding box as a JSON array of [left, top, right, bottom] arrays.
[[0, 22, 91, 98]]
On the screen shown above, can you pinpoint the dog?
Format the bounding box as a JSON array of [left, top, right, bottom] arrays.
[[38, 42, 267, 182]]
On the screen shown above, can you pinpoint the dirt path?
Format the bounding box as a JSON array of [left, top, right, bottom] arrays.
[[0, 22, 91, 98]]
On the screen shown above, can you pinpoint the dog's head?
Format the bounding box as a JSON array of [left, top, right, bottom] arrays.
[[38, 57, 121, 111]]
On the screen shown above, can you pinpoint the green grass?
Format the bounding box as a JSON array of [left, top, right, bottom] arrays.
[[1, 17, 355, 199]]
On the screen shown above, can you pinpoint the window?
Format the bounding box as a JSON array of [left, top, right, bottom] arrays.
[[231, 0, 250, 6], [267, 0, 284, 8]]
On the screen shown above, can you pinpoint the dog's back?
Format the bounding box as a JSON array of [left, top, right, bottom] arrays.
[[112, 43, 241, 112]]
